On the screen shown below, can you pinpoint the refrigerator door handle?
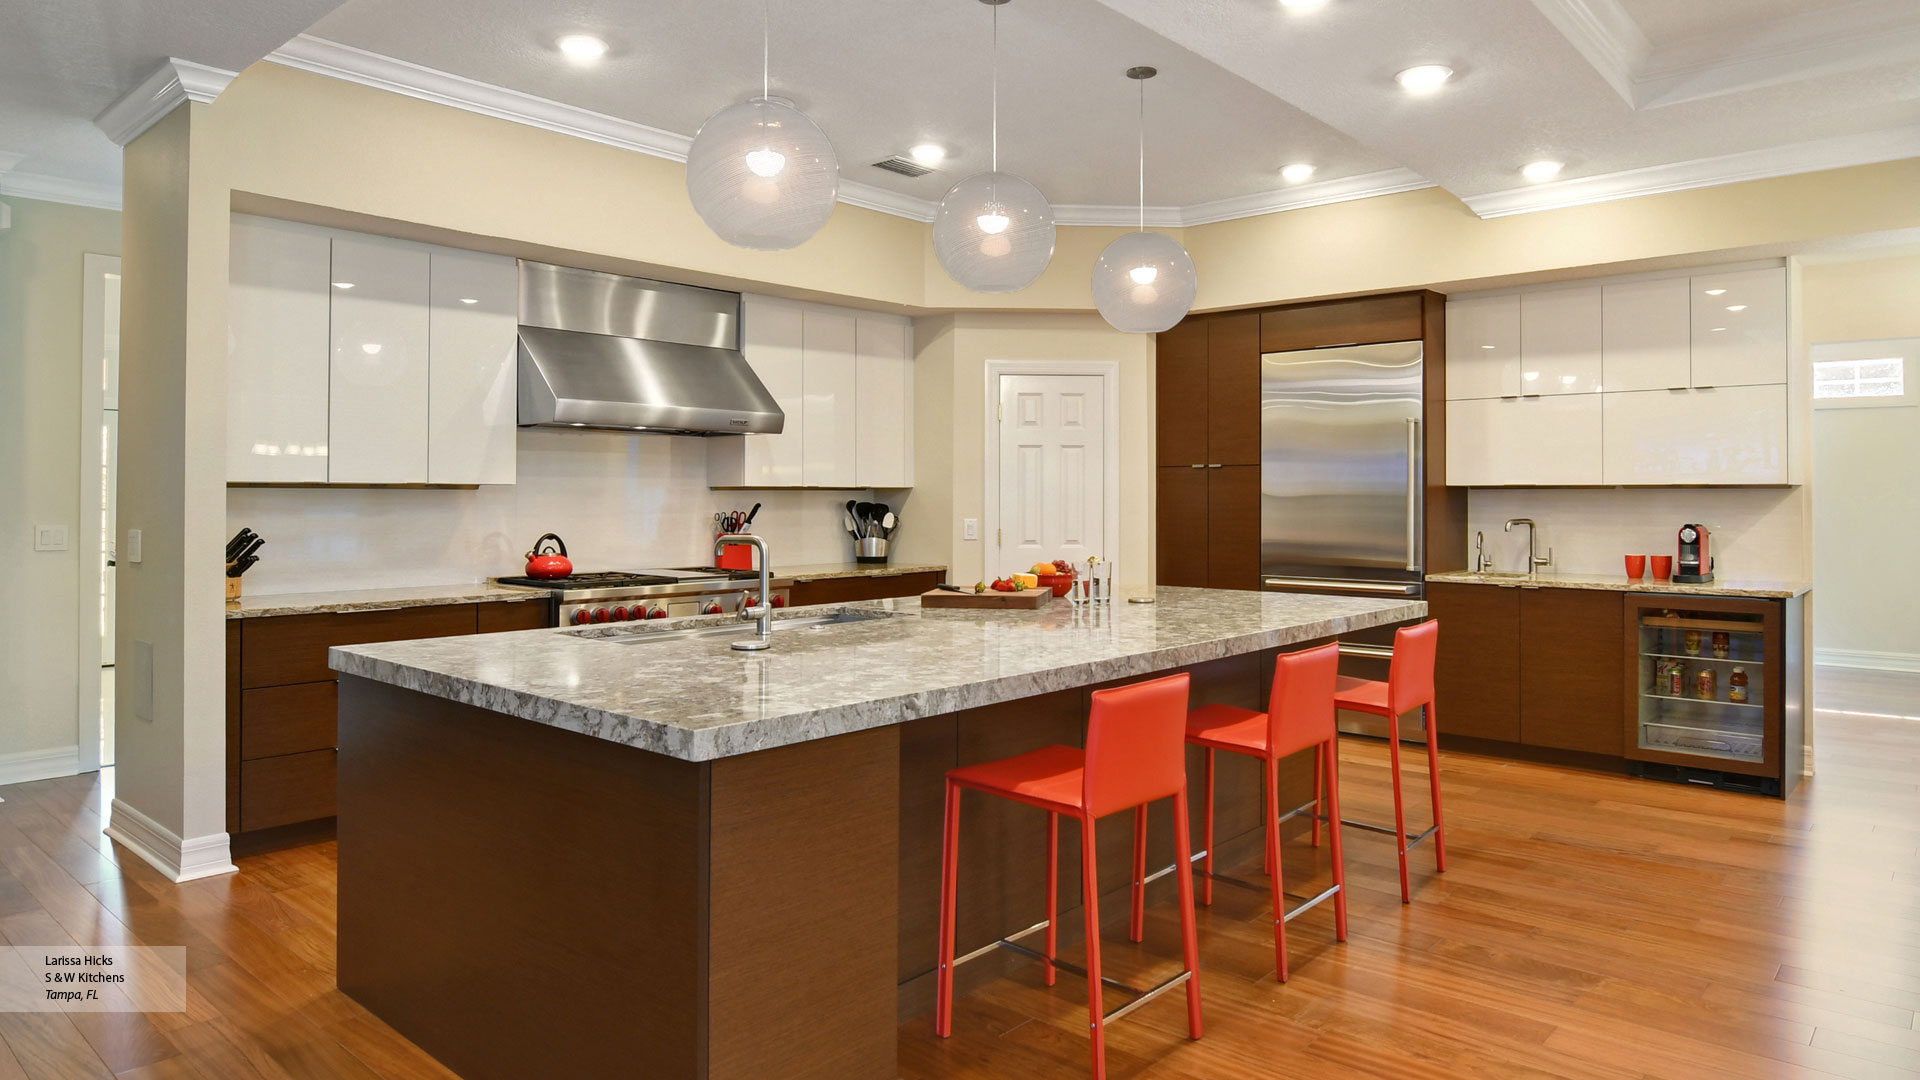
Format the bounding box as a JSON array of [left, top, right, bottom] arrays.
[[1405, 416, 1420, 572]]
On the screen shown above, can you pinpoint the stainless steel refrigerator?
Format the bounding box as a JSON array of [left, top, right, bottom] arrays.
[[1260, 340, 1428, 740]]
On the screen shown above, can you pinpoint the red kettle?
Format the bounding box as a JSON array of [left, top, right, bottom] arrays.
[[524, 533, 573, 579]]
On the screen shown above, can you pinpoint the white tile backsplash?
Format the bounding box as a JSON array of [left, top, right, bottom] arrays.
[[227, 429, 895, 594], [1465, 487, 1808, 581]]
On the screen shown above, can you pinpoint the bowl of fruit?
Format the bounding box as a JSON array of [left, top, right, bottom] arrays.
[[1032, 560, 1078, 597]]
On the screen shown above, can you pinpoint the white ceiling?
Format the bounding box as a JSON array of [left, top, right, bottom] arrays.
[[4, 0, 1918, 227], [0, 0, 342, 199]]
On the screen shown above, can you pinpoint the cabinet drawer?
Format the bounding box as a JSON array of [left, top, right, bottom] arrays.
[[241, 682, 337, 760], [240, 749, 337, 831], [240, 604, 478, 688]]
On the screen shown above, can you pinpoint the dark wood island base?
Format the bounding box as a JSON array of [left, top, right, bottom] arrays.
[[336, 647, 1315, 1080]]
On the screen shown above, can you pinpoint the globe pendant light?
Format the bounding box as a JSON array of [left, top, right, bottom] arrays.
[[1092, 67, 1197, 334], [933, 0, 1056, 293], [686, 2, 839, 250]]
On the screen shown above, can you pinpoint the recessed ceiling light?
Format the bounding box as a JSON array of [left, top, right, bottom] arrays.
[[909, 144, 946, 166], [1704, 288, 1727, 296], [332, 282, 354, 289], [1480, 344, 1497, 350], [1725, 304, 1747, 311], [1395, 64, 1454, 92], [1521, 160, 1563, 182], [1280, 163, 1315, 183], [557, 35, 609, 62], [1280, 0, 1329, 9]]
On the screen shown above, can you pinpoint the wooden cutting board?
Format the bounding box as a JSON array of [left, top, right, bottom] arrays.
[[920, 587, 1053, 610]]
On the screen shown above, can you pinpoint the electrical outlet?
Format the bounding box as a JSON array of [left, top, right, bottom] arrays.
[[963, 518, 978, 541], [33, 525, 69, 551], [125, 529, 142, 563]]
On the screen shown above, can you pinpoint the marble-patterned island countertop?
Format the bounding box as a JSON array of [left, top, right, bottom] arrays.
[[330, 586, 1425, 762], [1426, 569, 1810, 599], [225, 582, 550, 619], [776, 561, 947, 581]]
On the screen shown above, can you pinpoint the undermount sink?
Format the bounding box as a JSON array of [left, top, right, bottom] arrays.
[[583, 608, 891, 645]]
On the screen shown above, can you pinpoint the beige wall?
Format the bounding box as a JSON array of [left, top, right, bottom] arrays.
[[901, 312, 1155, 588], [1803, 253, 1920, 668], [0, 196, 121, 775]]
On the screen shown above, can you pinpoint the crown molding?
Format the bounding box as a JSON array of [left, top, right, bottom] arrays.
[[1532, 0, 1920, 109], [0, 169, 123, 210], [95, 58, 237, 146], [1463, 121, 1920, 218], [1051, 203, 1185, 229], [268, 35, 932, 224], [1175, 169, 1436, 227]]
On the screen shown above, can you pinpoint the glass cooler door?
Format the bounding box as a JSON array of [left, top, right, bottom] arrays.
[[1627, 598, 1779, 777]]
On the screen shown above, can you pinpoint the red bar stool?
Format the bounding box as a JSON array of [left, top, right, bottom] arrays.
[[1330, 619, 1446, 903], [936, 673, 1204, 1080], [1185, 642, 1347, 982]]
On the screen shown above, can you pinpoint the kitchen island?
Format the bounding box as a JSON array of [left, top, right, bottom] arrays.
[[329, 587, 1424, 1080]]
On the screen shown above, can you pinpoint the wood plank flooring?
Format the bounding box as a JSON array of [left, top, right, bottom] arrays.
[[0, 665, 1914, 1078]]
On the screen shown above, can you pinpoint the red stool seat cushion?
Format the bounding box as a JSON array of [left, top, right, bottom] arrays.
[[1332, 675, 1391, 716], [948, 745, 1087, 812], [1184, 705, 1269, 754]]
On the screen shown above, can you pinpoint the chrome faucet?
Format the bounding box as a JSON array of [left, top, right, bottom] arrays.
[[716, 533, 773, 651], [1503, 518, 1552, 577], [1473, 531, 1488, 573]]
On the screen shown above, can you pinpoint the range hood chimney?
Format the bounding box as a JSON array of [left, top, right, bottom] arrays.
[[516, 262, 783, 436]]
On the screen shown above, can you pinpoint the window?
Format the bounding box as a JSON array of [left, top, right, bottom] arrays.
[[1812, 339, 1914, 409]]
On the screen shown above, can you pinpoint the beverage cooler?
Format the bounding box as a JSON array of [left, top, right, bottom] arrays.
[[1624, 594, 1805, 797]]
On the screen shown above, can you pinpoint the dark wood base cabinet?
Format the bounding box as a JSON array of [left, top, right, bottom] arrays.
[[788, 569, 945, 607]]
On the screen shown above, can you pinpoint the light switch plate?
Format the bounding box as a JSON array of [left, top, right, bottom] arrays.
[[34, 525, 69, 551], [125, 529, 142, 563], [963, 518, 978, 541]]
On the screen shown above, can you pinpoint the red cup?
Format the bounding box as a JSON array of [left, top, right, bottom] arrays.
[[1650, 555, 1673, 581], [1624, 555, 1646, 580]]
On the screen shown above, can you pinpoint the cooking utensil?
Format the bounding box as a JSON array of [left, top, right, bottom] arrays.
[[234, 537, 265, 565], [524, 533, 573, 579], [225, 529, 256, 561], [744, 502, 761, 528], [934, 583, 968, 592], [881, 512, 896, 537]]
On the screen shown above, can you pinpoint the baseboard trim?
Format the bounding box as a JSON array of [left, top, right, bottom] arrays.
[[1814, 648, 1920, 673], [0, 744, 82, 787], [104, 799, 237, 883]]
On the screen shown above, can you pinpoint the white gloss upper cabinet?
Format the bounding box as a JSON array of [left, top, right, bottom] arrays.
[[1446, 396, 1602, 487], [726, 296, 807, 487], [1601, 278, 1692, 393], [855, 317, 913, 488], [228, 215, 332, 483], [1444, 295, 1521, 400], [328, 234, 431, 484], [1603, 385, 1787, 484], [427, 248, 518, 485], [801, 309, 859, 487], [1518, 287, 1604, 395], [1690, 267, 1786, 387]]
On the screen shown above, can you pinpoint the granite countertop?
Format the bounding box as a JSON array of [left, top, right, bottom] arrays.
[[1426, 570, 1810, 599], [779, 562, 947, 581], [225, 583, 549, 619], [330, 587, 1425, 762]]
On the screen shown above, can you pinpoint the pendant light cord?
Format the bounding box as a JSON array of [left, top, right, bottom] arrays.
[[1136, 75, 1146, 232], [762, 0, 770, 100], [990, 3, 999, 173]]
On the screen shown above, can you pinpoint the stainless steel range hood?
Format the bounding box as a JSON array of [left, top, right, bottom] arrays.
[[516, 262, 783, 435]]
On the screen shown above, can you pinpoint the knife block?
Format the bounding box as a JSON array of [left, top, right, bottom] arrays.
[[224, 565, 242, 601]]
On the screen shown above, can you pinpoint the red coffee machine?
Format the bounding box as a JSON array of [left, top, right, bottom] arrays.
[[1674, 523, 1714, 584]]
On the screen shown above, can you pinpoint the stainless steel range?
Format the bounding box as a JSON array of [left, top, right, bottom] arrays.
[[494, 567, 793, 626]]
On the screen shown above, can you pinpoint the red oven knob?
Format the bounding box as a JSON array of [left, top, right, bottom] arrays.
[[570, 609, 590, 625], [703, 601, 723, 615], [771, 595, 787, 608], [741, 594, 759, 610], [591, 608, 609, 623], [647, 606, 668, 620], [611, 606, 629, 622]]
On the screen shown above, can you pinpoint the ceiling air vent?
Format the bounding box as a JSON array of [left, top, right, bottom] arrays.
[[871, 156, 936, 178]]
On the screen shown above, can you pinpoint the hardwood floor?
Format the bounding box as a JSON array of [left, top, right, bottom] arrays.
[[1, 666, 1916, 1078]]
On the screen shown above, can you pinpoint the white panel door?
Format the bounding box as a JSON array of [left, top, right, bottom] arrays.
[[1691, 267, 1787, 387], [996, 375, 1105, 578], [1446, 396, 1601, 485], [427, 248, 518, 485], [1603, 386, 1788, 484], [855, 316, 910, 488], [1519, 287, 1604, 395], [228, 215, 332, 482], [329, 235, 431, 483], [1445, 295, 1521, 399], [1602, 278, 1692, 392], [801, 308, 858, 487]]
